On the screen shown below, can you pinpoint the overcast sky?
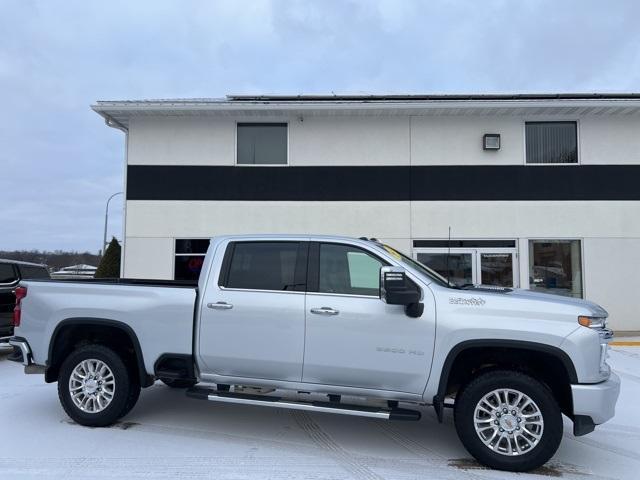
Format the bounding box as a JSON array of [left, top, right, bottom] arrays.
[[1, 0, 639, 252]]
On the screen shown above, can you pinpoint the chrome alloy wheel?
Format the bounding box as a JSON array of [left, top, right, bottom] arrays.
[[68, 359, 116, 413], [473, 388, 544, 456]]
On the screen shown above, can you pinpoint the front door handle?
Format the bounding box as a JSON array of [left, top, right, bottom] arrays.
[[207, 301, 233, 310], [310, 307, 339, 316]]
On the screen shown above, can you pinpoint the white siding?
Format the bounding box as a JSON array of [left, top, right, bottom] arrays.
[[410, 116, 524, 165], [128, 117, 235, 165], [580, 116, 640, 165], [289, 116, 410, 166], [123, 237, 173, 279]]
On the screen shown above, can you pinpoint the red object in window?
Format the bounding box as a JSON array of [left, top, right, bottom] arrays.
[[13, 286, 27, 327]]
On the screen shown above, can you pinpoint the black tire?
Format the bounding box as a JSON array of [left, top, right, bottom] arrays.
[[58, 344, 136, 427], [160, 378, 197, 389], [119, 377, 141, 419], [454, 370, 563, 472]]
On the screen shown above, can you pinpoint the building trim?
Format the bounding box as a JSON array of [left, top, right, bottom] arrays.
[[126, 165, 640, 201]]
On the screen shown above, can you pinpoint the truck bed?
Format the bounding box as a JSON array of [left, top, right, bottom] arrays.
[[17, 278, 198, 375]]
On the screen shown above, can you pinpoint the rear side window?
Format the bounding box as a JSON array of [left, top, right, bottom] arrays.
[[19, 265, 50, 279], [0, 264, 17, 284], [224, 242, 302, 291]]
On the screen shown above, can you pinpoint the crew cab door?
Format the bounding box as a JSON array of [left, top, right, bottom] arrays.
[[303, 242, 436, 394], [198, 241, 308, 382]]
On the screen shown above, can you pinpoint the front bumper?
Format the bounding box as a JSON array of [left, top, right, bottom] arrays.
[[571, 372, 621, 434]]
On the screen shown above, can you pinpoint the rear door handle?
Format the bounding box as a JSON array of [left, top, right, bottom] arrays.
[[310, 307, 339, 316], [207, 301, 233, 310]]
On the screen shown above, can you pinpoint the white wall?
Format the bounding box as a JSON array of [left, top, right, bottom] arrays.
[[580, 116, 640, 165], [123, 236, 173, 279], [583, 238, 640, 331], [128, 117, 235, 165], [126, 113, 640, 167], [289, 116, 410, 165], [410, 116, 524, 165]]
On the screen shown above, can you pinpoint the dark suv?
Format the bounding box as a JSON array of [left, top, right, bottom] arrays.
[[0, 259, 50, 338]]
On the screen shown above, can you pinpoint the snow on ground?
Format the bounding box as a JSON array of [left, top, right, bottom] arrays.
[[1, 346, 639, 480]]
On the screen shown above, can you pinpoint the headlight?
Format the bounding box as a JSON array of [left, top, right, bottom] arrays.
[[578, 315, 607, 329]]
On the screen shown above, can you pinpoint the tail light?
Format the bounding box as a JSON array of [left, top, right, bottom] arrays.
[[13, 286, 27, 327]]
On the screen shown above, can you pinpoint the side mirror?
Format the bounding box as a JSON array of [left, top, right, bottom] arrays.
[[380, 266, 424, 318]]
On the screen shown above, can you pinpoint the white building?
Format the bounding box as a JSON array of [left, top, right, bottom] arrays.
[[93, 94, 640, 332]]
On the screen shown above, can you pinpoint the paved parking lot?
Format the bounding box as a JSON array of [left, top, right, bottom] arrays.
[[1, 344, 639, 480]]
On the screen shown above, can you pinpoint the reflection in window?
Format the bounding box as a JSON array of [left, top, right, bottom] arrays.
[[226, 242, 299, 291], [319, 244, 384, 296], [417, 253, 473, 287], [529, 240, 582, 298], [174, 238, 210, 281]]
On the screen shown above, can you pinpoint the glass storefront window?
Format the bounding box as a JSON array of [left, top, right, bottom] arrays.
[[528, 240, 582, 298], [174, 238, 210, 281]]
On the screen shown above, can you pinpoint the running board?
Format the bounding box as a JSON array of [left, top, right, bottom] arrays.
[[186, 387, 420, 421]]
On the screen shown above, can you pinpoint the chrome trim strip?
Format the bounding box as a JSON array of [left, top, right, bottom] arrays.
[[8, 338, 32, 366], [306, 291, 380, 300], [219, 286, 305, 295], [204, 393, 391, 419]]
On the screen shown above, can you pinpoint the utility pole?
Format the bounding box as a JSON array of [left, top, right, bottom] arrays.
[[102, 192, 123, 255]]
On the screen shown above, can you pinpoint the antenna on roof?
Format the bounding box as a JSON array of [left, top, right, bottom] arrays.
[[447, 226, 452, 287]]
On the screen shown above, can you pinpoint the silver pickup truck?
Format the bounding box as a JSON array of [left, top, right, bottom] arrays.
[[7, 234, 619, 472]]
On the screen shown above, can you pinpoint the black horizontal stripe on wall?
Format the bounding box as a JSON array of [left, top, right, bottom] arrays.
[[127, 165, 640, 201]]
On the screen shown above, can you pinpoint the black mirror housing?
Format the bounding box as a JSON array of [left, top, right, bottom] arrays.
[[380, 267, 421, 306]]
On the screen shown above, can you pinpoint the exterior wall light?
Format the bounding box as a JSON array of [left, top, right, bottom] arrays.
[[483, 134, 501, 150]]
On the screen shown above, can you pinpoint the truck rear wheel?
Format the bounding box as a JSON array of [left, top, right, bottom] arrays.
[[58, 344, 139, 427], [454, 370, 562, 472]]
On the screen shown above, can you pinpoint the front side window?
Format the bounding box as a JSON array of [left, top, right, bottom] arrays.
[[226, 242, 300, 291], [318, 243, 384, 296], [237, 123, 288, 165], [0, 264, 17, 284], [174, 238, 210, 281], [529, 240, 582, 298], [525, 121, 577, 164]]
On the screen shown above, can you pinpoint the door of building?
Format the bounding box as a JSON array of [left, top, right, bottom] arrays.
[[415, 247, 518, 288]]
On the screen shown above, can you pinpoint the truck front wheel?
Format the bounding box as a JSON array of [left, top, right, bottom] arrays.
[[58, 345, 140, 427], [454, 370, 563, 472]]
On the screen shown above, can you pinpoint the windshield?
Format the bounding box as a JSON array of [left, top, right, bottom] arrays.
[[380, 244, 452, 287]]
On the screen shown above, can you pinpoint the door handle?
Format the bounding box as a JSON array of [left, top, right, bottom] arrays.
[[207, 301, 233, 310], [310, 307, 339, 316]]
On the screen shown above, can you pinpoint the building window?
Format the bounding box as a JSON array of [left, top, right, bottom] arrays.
[[528, 240, 582, 298], [525, 121, 577, 164], [237, 123, 288, 165], [225, 242, 300, 291], [318, 243, 384, 296], [174, 239, 210, 281]]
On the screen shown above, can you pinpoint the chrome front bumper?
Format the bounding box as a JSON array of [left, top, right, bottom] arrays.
[[8, 337, 33, 366], [572, 372, 621, 425]]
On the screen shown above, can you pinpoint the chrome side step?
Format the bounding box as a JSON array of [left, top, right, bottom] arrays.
[[186, 387, 420, 421]]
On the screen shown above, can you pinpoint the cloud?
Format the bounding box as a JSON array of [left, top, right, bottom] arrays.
[[0, 0, 639, 251]]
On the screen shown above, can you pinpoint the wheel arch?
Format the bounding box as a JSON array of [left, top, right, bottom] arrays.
[[433, 339, 577, 421], [46, 318, 153, 387]]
